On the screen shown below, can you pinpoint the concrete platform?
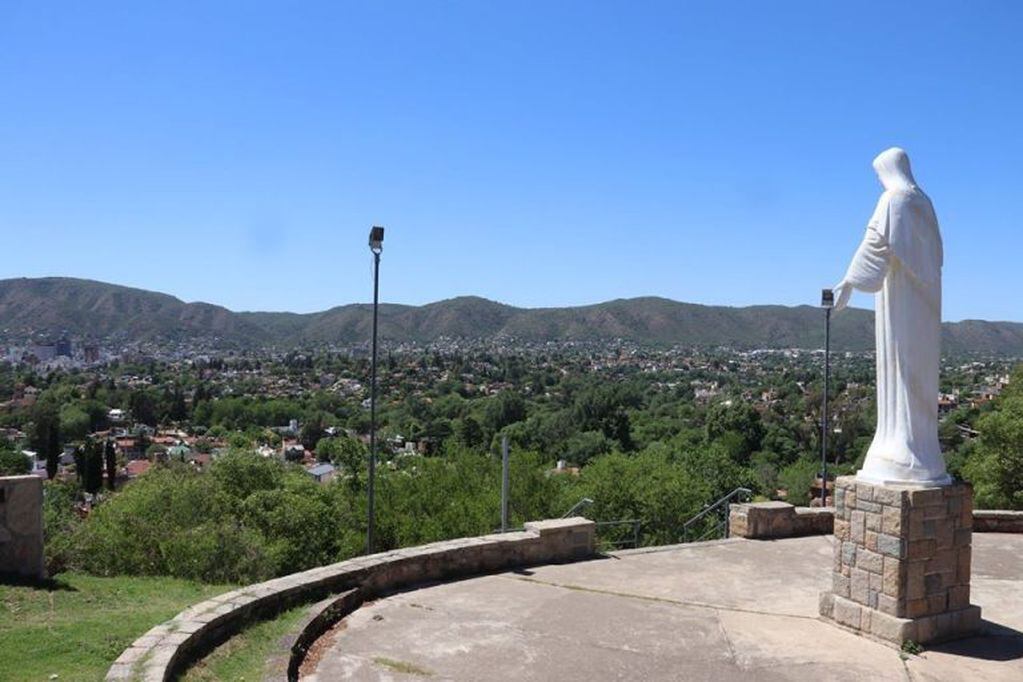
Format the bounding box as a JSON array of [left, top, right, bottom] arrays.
[[303, 533, 1023, 681]]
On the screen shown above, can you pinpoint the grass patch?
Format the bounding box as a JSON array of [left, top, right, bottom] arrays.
[[0, 572, 234, 681], [180, 603, 308, 681], [373, 656, 434, 676]]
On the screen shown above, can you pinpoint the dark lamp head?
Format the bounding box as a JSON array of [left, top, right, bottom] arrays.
[[369, 226, 385, 253]]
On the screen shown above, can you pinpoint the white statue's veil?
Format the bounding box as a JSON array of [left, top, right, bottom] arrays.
[[871, 148, 943, 291]]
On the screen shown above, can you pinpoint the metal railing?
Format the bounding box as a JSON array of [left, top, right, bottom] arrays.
[[594, 519, 642, 550], [492, 498, 640, 550], [682, 487, 752, 543], [561, 497, 594, 518], [563, 498, 640, 549]]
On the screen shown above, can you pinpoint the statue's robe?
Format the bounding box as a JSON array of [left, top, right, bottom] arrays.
[[842, 174, 946, 485]]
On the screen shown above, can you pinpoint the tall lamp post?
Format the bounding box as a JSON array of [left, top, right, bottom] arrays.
[[820, 288, 834, 507], [367, 226, 384, 554]]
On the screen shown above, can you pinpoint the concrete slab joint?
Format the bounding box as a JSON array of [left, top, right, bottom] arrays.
[[819, 476, 981, 646]]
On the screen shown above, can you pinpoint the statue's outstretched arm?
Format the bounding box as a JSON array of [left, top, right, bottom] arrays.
[[833, 221, 891, 312]]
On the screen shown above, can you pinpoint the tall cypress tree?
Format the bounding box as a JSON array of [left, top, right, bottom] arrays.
[[31, 403, 61, 480], [76, 438, 104, 494], [104, 438, 117, 490], [85, 439, 104, 494]]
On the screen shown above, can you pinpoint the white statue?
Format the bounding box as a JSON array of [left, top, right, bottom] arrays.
[[833, 148, 949, 486]]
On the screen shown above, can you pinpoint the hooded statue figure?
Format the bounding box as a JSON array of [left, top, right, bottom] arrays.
[[833, 147, 948, 486]]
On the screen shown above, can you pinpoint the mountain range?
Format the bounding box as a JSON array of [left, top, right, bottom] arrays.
[[1, 277, 1022, 355]]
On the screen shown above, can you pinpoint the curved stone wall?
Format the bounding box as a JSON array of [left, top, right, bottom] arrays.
[[105, 518, 595, 681]]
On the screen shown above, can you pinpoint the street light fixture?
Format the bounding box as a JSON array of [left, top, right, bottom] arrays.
[[820, 288, 834, 507], [367, 226, 384, 554], [369, 226, 384, 252]]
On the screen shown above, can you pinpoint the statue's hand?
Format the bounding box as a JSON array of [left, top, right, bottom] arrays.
[[833, 281, 852, 312]]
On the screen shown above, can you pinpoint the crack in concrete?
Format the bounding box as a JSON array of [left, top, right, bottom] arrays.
[[714, 611, 739, 666]]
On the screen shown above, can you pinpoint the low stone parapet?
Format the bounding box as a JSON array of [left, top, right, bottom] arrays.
[[729, 501, 834, 539], [972, 510, 1023, 533], [105, 517, 595, 681], [729, 499, 1023, 542]]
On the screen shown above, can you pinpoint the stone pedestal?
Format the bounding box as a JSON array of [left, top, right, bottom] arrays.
[[0, 476, 46, 580], [819, 476, 981, 646]]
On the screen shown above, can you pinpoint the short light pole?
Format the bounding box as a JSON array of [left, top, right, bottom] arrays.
[[367, 226, 384, 554], [820, 288, 834, 507]]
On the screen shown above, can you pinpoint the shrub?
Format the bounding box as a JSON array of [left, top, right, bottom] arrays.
[[778, 457, 820, 507], [70, 466, 240, 579], [0, 447, 30, 476], [574, 449, 709, 546], [43, 480, 81, 575]]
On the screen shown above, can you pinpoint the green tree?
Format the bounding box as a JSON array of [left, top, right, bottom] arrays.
[[104, 439, 117, 490], [962, 397, 1023, 508], [75, 438, 104, 494], [575, 449, 708, 546], [562, 430, 613, 466], [454, 416, 484, 449], [172, 387, 189, 421], [59, 404, 92, 441], [71, 465, 274, 582], [481, 391, 527, 441], [315, 435, 366, 477], [705, 401, 764, 463], [778, 457, 821, 507], [130, 390, 158, 427], [300, 416, 326, 451], [31, 403, 62, 479], [0, 446, 30, 475], [572, 384, 638, 450], [210, 450, 285, 500]]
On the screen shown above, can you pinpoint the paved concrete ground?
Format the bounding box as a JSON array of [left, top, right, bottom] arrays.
[[304, 533, 1023, 681]]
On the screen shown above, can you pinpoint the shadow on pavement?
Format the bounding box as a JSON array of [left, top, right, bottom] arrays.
[[928, 620, 1023, 662]]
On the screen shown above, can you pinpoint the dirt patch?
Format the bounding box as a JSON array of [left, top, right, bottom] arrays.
[[298, 618, 348, 678]]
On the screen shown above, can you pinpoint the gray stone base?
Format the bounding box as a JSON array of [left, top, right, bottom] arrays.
[[0, 476, 45, 580], [820, 592, 981, 646]]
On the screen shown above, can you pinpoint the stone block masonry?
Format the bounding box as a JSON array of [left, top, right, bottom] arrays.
[[0, 476, 45, 580], [973, 510, 1023, 533], [729, 501, 833, 539], [819, 476, 981, 646]]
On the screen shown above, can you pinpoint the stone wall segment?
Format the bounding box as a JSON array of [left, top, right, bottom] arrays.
[[104, 517, 595, 681]]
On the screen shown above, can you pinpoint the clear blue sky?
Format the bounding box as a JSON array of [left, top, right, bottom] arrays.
[[1, 2, 1020, 321]]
